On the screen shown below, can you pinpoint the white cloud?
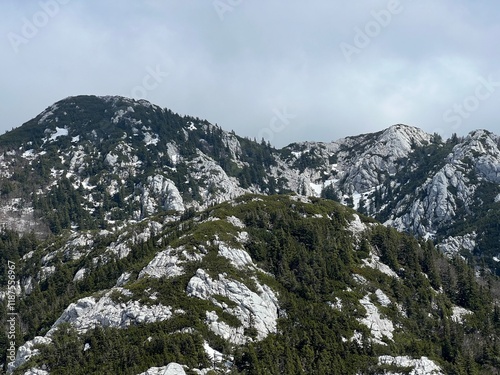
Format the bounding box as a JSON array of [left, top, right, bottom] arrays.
[[1, 0, 500, 147]]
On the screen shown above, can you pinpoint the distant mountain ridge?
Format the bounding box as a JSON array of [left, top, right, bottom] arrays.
[[1, 95, 500, 272]]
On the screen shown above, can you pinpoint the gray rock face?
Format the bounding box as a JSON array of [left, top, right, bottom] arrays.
[[358, 294, 394, 345], [336, 125, 432, 194], [139, 245, 205, 279], [8, 289, 175, 372], [50, 289, 173, 333], [437, 232, 477, 256], [377, 356, 444, 374], [21, 368, 49, 375], [8, 337, 52, 373], [136, 363, 186, 375], [281, 128, 492, 256], [140, 175, 185, 216], [274, 125, 432, 198], [187, 269, 279, 343]]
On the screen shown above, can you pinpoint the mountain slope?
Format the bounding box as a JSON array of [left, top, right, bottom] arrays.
[[0, 96, 286, 232], [2, 95, 500, 373], [3, 194, 500, 374], [1, 95, 500, 275]]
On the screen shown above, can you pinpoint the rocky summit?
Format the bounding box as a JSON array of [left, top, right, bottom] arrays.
[[1, 95, 500, 374]]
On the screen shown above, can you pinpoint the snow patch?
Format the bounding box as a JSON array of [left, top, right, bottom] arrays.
[[22, 369, 49, 375], [309, 183, 322, 196], [144, 132, 159, 146], [204, 341, 224, 363], [111, 107, 134, 124], [49, 127, 69, 141], [21, 149, 36, 160]]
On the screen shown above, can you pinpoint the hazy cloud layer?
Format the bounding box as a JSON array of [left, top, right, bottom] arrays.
[[1, 0, 499, 147]]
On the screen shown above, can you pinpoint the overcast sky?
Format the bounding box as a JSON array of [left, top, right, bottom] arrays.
[[1, 0, 500, 147]]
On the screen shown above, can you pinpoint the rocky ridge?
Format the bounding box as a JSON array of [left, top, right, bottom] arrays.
[[1, 96, 500, 373], [1, 96, 500, 273]]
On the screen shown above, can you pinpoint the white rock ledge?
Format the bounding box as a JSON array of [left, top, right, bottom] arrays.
[[187, 269, 279, 343], [378, 355, 444, 375]]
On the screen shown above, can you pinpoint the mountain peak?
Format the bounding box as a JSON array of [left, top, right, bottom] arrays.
[[379, 124, 432, 149], [53, 94, 153, 107], [0, 95, 185, 151], [350, 124, 432, 162]]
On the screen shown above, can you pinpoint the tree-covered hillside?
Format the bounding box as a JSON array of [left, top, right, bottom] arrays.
[[2, 195, 500, 374]]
